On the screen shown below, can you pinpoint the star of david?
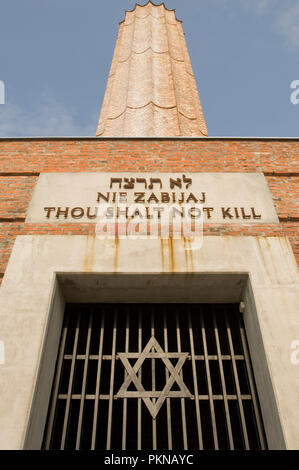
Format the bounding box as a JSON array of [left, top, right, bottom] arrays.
[[115, 336, 193, 419]]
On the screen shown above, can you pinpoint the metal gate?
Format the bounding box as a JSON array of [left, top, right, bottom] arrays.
[[43, 304, 267, 450]]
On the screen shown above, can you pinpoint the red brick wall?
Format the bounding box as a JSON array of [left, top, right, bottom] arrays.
[[0, 138, 298, 281]]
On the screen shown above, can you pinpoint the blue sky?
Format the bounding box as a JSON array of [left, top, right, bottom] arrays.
[[0, 0, 298, 137]]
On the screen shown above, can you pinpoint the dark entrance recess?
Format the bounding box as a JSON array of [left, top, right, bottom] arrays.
[[43, 304, 267, 450]]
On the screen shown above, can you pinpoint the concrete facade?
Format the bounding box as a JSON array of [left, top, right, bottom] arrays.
[[0, 235, 298, 449]]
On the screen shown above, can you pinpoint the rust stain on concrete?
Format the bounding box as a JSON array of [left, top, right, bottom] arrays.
[[83, 235, 96, 272], [264, 236, 280, 280], [113, 235, 119, 273], [256, 237, 273, 282], [168, 237, 176, 272], [189, 240, 194, 272], [160, 238, 165, 272], [183, 237, 189, 272], [183, 237, 194, 272]]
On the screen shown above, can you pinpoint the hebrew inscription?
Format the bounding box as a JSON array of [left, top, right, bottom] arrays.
[[25, 172, 279, 224]]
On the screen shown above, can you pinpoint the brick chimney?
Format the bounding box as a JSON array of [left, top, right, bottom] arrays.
[[96, 1, 208, 137]]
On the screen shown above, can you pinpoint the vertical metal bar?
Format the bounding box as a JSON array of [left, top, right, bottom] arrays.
[[176, 312, 188, 450], [225, 311, 250, 449], [106, 312, 117, 450], [151, 311, 157, 450], [137, 311, 142, 450], [163, 311, 173, 450], [238, 315, 267, 449], [200, 312, 219, 450], [91, 311, 105, 450], [76, 312, 93, 449], [44, 314, 69, 450], [60, 311, 81, 450], [212, 310, 234, 450], [188, 312, 203, 450], [122, 310, 129, 450]]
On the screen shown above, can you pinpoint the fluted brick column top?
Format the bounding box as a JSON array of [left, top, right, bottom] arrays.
[[96, 1, 208, 137]]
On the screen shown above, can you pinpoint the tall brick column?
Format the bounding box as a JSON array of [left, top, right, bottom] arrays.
[[96, 1, 208, 137]]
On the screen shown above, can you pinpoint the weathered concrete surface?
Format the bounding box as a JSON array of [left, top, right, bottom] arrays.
[[26, 172, 279, 224], [96, 2, 208, 137], [0, 235, 298, 449]]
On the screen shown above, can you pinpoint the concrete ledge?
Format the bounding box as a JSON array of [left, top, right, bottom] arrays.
[[1, 136, 299, 141], [58, 272, 248, 304]]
